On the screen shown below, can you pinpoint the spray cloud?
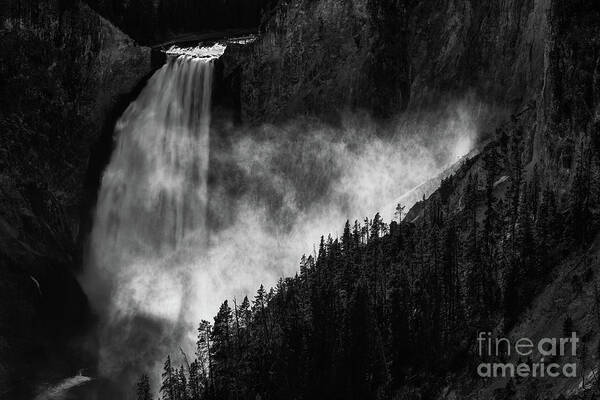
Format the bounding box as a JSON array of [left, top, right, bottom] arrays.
[[82, 52, 485, 393]]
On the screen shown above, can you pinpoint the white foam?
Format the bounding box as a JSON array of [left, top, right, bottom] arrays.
[[166, 43, 227, 60]]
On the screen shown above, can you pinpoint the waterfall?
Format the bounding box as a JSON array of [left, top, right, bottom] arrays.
[[97, 56, 213, 256], [82, 47, 222, 389]]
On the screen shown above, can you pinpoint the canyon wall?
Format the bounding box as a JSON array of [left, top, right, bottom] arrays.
[[221, 0, 550, 122], [0, 1, 151, 397]]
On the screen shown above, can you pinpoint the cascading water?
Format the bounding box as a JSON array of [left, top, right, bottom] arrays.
[[82, 44, 224, 392], [97, 56, 212, 259]]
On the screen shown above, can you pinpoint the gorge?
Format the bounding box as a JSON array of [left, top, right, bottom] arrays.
[[82, 39, 480, 396], [1, 0, 599, 399]]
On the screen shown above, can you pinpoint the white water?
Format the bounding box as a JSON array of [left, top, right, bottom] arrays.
[[83, 52, 217, 382]]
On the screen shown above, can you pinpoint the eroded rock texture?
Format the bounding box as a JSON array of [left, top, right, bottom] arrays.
[[221, 0, 550, 122]]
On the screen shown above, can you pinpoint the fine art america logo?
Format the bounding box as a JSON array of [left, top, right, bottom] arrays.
[[477, 332, 578, 378]]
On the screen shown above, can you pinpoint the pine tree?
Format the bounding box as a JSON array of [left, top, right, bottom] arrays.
[[176, 365, 189, 400], [197, 320, 213, 392], [370, 212, 384, 241], [239, 296, 252, 328], [188, 360, 202, 400], [253, 285, 271, 346], [342, 220, 352, 255], [160, 355, 176, 400], [212, 301, 233, 389], [136, 374, 152, 400], [394, 203, 406, 222], [352, 220, 361, 248]]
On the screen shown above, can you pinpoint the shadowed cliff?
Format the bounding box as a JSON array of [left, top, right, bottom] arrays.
[[0, 1, 152, 397]]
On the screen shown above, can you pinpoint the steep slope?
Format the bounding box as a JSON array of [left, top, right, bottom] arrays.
[[465, 235, 600, 399]]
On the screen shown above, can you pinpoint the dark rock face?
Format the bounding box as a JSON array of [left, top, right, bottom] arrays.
[[538, 0, 600, 177], [0, 1, 151, 397], [407, 0, 549, 111], [221, 0, 550, 123]]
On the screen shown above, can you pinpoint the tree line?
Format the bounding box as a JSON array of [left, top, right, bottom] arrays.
[[134, 110, 600, 399]]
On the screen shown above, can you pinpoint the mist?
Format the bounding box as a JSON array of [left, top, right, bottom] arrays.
[[197, 102, 482, 319], [82, 77, 487, 393]]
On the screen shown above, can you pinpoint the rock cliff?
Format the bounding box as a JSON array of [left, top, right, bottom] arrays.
[[221, 0, 550, 122], [0, 1, 151, 397]]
